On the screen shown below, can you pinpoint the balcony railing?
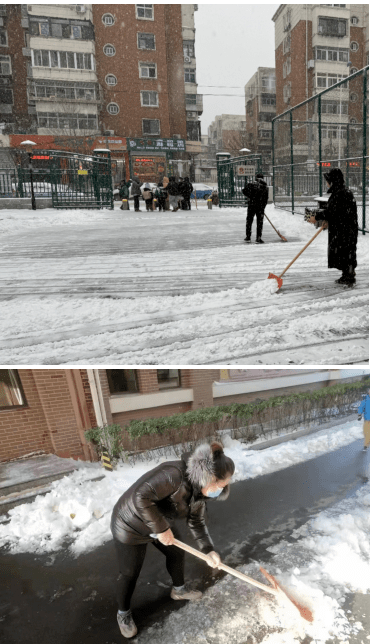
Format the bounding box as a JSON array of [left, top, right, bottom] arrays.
[[185, 93, 203, 114]]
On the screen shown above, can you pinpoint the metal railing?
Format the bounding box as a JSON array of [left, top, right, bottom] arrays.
[[216, 153, 262, 207]]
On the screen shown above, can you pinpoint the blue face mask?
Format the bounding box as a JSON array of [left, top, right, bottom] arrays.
[[207, 487, 223, 498]]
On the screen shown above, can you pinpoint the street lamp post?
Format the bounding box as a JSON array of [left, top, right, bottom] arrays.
[[20, 140, 37, 210]]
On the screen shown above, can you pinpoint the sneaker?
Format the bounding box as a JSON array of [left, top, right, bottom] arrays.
[[170, 583, 203, 601], [255, 238, 265, 244], [244, 237, 251, 243], [117, 610, 137, 639], [336, 275, 356, 285]]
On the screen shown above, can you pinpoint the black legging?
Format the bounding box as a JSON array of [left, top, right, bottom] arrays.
[[246, 209, 264, 240], [114, 536, 185, 611]]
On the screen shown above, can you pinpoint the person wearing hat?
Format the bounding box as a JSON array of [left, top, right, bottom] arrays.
[[242, 173, 269, 243], [308, 168, 358, 286], [111, 442, 235, 638]]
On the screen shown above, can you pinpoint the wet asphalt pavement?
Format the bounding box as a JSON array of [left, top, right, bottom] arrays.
[[0, 436, 369, 644]]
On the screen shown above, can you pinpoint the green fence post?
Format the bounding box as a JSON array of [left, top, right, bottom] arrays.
[[272, 119, 275, 204], [345, 123, 349, 189], [318, 95, 322, 197], [290, 111, 294, 214], [17, 165, 24, 198], [362, 68, 367, 235]]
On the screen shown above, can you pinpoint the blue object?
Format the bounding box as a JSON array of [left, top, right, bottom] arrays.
[[358, 395, 370, 420], [206, 488, 223, 498]]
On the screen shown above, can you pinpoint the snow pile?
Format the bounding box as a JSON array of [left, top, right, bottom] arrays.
[[245, 278, 280, 297], [0, 420, 364, 557]]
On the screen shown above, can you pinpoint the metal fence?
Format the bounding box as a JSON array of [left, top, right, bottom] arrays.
[[0, 149, 114, 209], [216, 153, 262, 207], [272, 66, 369, 234]]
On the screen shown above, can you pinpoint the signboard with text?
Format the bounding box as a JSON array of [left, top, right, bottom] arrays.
[[128, 138, 186, 152], [237, 165, 255, 176]]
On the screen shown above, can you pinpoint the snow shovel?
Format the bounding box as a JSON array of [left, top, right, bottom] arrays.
[[194, 189, 198, 210], [171, 537, 314, 623], [264, 213, 287, 242], [268, 224, 325, 290]]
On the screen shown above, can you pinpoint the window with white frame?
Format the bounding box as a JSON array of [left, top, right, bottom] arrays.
[[141, 90, 158, 106], [139, 62, 156, 78], [283, 9, 291, 31], [30, 18, 93, 40], [31, 81, 97, 100], [350, 16, 359, 25], [321, 100, 348, 114], [102, 13, 115, 26], [0, 55, 11, 75], [138, 32, 155, 49], [136, 4, 154, 20], [283, 34, 291, 54], [107, 102, 119, 114], [103, 44, 115, 57], [183, 40, 195, 58], [105, 74, 117, 85], [0, 29, 8, 46], [184, 68, 196, 83], [32, 49, 94, 70], [350, 41, 359, 52], [321, 125, 347, 139], [71, 25, 82, 39], [37, 112, 98, 129], [261, 95, 276, 106], [142, 118, 160, 134], [315, 47, 349, 62]]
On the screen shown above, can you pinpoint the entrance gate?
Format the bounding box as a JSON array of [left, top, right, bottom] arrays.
[[216, 153, 262, 207], [49, 150, 114, 209]]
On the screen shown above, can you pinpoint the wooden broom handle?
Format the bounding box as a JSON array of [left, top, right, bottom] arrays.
[[172, 538, 277, 596], [279, 225, 325, 279]]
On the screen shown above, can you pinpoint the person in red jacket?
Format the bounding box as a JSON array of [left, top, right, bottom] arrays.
[[111, 442, 235, 638]]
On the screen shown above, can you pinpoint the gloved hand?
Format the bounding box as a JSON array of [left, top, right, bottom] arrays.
[[206, 551, 221, 568], [156, 528, 175, 546], [358, 415, 362, 421]]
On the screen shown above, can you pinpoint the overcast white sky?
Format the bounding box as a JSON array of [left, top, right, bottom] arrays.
[[194, 3, 280, 133]]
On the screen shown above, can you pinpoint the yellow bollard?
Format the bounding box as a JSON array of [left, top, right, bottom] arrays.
[[101, 448, 113, 471], [120, 199, 129, 210], [207, 198, 212, 209]]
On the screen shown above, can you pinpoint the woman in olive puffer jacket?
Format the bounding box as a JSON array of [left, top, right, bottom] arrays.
[[111, 442, 235, 639]]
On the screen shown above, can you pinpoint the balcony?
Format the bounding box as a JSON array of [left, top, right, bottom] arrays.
[[185, 93, 203, 114]]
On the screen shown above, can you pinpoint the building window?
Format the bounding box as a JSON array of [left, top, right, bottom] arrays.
[[0, 87, 13, 104], [259, 130, 271, 139], [185, 93, 197, 105], [107, 102, 119, 114], [107, 369, 138, 394], [318, 17, 347, 36], [141, 90, 158, 106], [350, 16, 359, 25], [283, 9, 291, 31], [350, 41, 359, 52], [184, 68, 196, 83], [321, 125, 347, 139], [71, 25, 82, 39], [139, 62, 157, 78], [103, 44, 116, 57], [315, 47, 349, 62], [102, 13, 115, 26], [261, 95, 276, 106], [32, 49, 94, 70], [0, 55, 11, 75], [283, 34, 291, 54], [37, 112, 97, 129], [105, 74, 117, 85], [183, 40, 195, 59], [136, 4, 154, 20], [157, 369, 181, 389], [0, 29, 7, 46], [0, 370, 26, 409], [321, 100, 348, 115], [261, 76, 275, 90], [137, 32, 155, 50], [142, 118, 160, 134], [32, 81, 97, 100]]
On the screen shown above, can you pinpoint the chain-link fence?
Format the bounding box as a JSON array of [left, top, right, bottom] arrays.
[[273, 66, 368, 234]]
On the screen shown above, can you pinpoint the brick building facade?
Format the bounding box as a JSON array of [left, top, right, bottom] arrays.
[[244, 67, 276, 169], [1, 368, 369, 463]]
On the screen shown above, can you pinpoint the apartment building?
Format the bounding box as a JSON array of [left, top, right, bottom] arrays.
[[244, 67, 276, 168], [208, 114, 247, 156], [2, 368, 368, 463], [181, 4, 202, 142]]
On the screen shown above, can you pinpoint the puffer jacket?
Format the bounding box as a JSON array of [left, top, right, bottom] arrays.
[[358, 395, 370, 420], [111, 450, 230, 552]]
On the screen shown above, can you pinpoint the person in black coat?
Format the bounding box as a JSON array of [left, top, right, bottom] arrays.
[[167, 176, 181, 211], [242, 173, 269, 243], [180, 176, 193, 210], [111, 442, 235, 638], [308, 168, 358, 285]]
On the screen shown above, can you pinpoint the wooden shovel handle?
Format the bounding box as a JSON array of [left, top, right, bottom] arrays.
[[278, 225, 325, 279], [172, 538, 277, 596]]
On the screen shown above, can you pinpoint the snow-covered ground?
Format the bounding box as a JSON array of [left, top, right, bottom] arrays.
[[0, 202, 368, 364], [0, 423, 369, 643]]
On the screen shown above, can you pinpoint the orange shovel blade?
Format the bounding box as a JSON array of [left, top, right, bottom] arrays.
[[268, 273, 283, 290], [260, 567, 314, 623]]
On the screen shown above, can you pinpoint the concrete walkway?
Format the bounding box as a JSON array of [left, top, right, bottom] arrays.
[[0, 435, 369, 644]]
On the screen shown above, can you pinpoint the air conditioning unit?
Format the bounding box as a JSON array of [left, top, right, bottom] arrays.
[[184, 56, 191, 63], [104, 130, 115, 135], [76, 5, 86, 13], [307, 60, 315, 69]]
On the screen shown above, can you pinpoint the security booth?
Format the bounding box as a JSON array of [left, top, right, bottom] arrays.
[[127, 137, 186, 183]]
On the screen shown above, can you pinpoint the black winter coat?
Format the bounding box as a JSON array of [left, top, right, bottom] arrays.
[[315, 184, 358, 270], [166, 180, 180, 196], [242, 179, 268, 212], [111, 455, 218, 553]]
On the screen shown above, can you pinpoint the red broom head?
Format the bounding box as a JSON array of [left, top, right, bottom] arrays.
[[268, 273, 283, 290], [260, 567, 314, 623]]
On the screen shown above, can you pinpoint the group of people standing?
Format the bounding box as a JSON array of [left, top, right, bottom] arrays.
[[119, 176, 194, 212]]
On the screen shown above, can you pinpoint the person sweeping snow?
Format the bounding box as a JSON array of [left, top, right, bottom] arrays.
[[307, 168, 358, 286], [110, 442, 235, 639], [358, 389, 370, 452], [242, 173, 269, 244]]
